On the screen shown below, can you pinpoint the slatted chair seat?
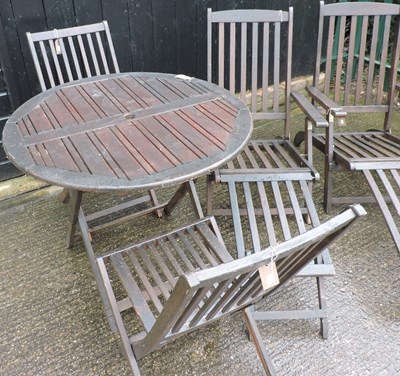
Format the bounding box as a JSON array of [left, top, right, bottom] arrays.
[[97, 206, 365, 375], [215, 140, 318, 179], [313, 132, 400, 170], [303, 1, 400, 254], [206, 7, 334, 338]]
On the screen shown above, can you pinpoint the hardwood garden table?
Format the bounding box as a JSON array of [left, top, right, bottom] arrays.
[[3, 72, 252, 246]]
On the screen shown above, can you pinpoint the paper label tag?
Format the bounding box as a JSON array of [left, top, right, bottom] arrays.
[[55, 39, 62, 55], [258, 262, 280, 291]]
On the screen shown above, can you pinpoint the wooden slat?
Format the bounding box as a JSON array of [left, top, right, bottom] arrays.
[[262, 22, 270, 112], [376, 15, 391, 104], [273, 22, 280, 112], [355, 16, 369, 105], [137, 246, 171, 300], [127, 250, 164, 313], [229, 22, 235, 94], [324, 16, 335, 95], [167, 234, 197, 272], [344, 16, 357, 105], [334, 16, 346, 103], [240, 22, 247, 102], [218, 22, 224, 88], [365, 16, 380, 104], [67, 36, 83, 80], [251, 22, 258, 113], [110, 253, 156, 331], [228, 182, 246, 258]]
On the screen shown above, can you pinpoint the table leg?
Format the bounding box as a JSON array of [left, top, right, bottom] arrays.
[[66, 190, 83, 248], [164, 180, 204, 218]]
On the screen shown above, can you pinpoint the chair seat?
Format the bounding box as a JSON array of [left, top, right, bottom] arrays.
[[216, 139, 317, 181], [98, 216, 233, 340], [96, 205, 365, 375], [313, 132, 400, 170]]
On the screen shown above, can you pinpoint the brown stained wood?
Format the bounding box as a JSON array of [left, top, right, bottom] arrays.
[[21, 116, 38, 136], [92, 128, 148, 179], [199, 100, 237, 131], [4, 73, 252, 191], [180, 106, 230, 148], [36, 143, 55, 167], [146, 78, 186, 102], [158, 112, 212, 157], [43, 138, 80, 172], [139, 115, 199, 164], [116, 121, 176, 172], [61, 138, 92, 174], [80, 81, 125, 116], [97, 79, 143, 113], [47, 91, 84, 126], [118, 76, 165, 107], [59, 86, 102, 122], [28, 145, 45, 166], [367, 135, 400, 156], [40, 102, 62, 130], [23, 107, 54, 134], [68, 133, 114, 176], [309, 2, 400, 254], [17, 119, 30, 137]]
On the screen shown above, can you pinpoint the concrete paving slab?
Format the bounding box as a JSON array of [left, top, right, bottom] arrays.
[[1, 108, 400, 375]]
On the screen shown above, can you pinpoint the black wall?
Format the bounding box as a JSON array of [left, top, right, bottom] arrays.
[[0, 0, 334, 180]]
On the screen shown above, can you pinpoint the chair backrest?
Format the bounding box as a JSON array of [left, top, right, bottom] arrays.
[[207, 8, 293, 137], [132, 204, 365, 359], [26, 21, 120, 92], [315, 1, 400, 123]]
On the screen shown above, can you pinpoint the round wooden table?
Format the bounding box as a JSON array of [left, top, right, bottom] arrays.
[[3, 72, 252, 246], [4, 72, 252, 192]]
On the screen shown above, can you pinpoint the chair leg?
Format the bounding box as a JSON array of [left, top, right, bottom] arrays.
[[97, 258, 142, 375], [206, 174, 214, 216], [242, 307, 276, 376], [323, 161, 333, 214], [316, 275, 329, 339]]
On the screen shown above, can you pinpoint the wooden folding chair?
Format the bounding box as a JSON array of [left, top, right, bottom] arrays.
[[206, 8, 334, 337], [26, 21, 119, 91], [26, 21, 161, 245], [304, 1, 400, 254], [95, 205, 365, 375]]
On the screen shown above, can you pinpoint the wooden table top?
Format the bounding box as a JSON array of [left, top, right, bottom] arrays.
[[3, 72, 252, 192]]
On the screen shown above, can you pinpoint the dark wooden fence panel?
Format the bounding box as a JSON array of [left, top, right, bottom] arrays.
[[0, 0, 333, 181]]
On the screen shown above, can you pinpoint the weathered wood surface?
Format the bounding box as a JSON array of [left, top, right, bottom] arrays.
[[97, 205, 366, 374], [306, 1, 400, 254], [3, 72, 251, 191]]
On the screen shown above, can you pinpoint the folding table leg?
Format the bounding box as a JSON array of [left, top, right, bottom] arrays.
[[164, 180, 204, 218], [66, 190, 83, 248], [60, 188, 70, 203]]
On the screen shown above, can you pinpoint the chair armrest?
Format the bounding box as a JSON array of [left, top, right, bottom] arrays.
[[305, 86, 347, 118], [291, 91, 328, 128]]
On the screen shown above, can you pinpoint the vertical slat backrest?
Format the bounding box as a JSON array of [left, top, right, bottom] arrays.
[[207, 8, 292, 128], [316, 2, 400, 110], [137, 205, 365, 358], [26, 20, 119, 92]]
